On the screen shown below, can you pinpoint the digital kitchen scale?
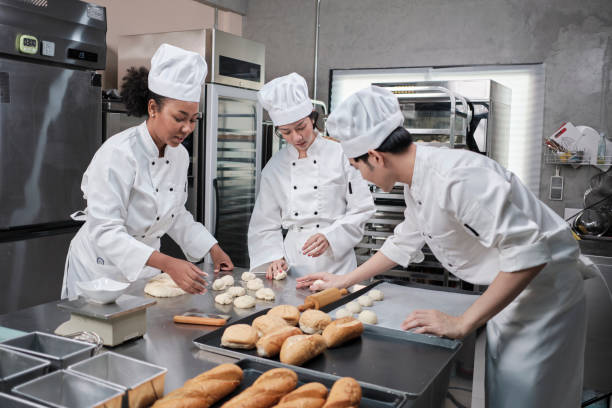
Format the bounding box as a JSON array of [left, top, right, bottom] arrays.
[[55, 295, 156, 347]]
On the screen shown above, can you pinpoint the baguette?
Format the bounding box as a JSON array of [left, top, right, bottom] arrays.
[[221, 368, 298, 408], [274, 382, 328, 408], [152, 363, 243, 408], [321, 317, 363, 348], [257, 326, 303, 357], [253, 314, 289, 337], [267, 305, 301, 326], [321, 378, 361, 408], [279, 334, 327, 366]]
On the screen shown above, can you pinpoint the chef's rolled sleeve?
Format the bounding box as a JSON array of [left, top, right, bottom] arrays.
[[379, 210, 426, 267], [167, 206, 217, 262]]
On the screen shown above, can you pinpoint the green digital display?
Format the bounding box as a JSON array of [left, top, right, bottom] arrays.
[[16, 34, 38, 55]]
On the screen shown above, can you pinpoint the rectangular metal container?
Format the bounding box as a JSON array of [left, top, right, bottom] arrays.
[[0, 332, 96, 370], [0, 392, 47, 407], [12, 370, 124, 408], [68, 352, 166, 408], [0, 347, 50, 392]]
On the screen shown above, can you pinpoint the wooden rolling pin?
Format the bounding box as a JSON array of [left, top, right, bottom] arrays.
[[298, 288, 349, 311]]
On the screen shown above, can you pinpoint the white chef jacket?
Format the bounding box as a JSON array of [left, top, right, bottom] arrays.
[[248, 133, 375, 276], [381, 145, 586, 407], [62, 121, 217, 298]]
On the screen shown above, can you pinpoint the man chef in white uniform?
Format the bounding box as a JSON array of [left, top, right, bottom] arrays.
[[248, 73, 375, 278], [298, 86, 594, 407], [62, 44, 233, 298]]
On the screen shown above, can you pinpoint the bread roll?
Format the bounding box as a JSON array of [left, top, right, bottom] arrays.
[[322, 317, 363, 348], [256, 326, 303, 357], [299, 310, 332, 334], [152, 363, 243, 408], [274, 382, 328, 408], [221, 368, 298, 408], [221, 324, 258, 349], [280, 334, 327, 366], [321, 378, 361, 408], [267, 305, 300, 326], [253, 315, 289, 337]]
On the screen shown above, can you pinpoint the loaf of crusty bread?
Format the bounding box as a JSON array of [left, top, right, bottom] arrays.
[[321, 317, 363, 348], [221, 368, 298, 408], [256, 326, 303, 357], [152, 363, 243, 408], [279, 334, 327, 366], [274, 382, 328, 408], [267, 305, 301, 326], [298, 310, 332, 334], [221, 324, 259, 349], [253, 314, 289, 337], [321, 378, 361, 408]]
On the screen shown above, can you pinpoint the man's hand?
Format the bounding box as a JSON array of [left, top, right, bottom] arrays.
[[401, 309, 468, 339], [163, 258, 208, 294], [209, 244, 234, 273]]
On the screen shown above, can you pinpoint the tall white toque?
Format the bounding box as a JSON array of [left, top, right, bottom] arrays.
[[257, 72, 313, 126]]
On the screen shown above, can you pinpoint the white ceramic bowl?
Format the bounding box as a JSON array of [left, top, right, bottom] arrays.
[[76, 278, 130, 304]]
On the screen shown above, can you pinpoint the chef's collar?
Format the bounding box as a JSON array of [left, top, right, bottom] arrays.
[[138, 121, 160, 159], [408, 144, 426, 201], [286, 130, 324, 160]]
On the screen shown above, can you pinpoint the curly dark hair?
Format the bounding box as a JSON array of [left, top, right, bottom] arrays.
[[120, 66, 167, 117]]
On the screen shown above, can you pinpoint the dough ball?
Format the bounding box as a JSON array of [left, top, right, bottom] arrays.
[[357, 295, 373, 307], [274, 270, 287, 280], [220, 275, 235, 286], [247, 278, 264, 291], [233, 295, 256, 309], [335, 308, 352, 319], [215, 293, 233, 305], [226, 286, 246, 298], [345, 301, 362, 314], [358, 310, 378, 325], [368, 289, 384, 301], [212, 279, 228, 291], [144, 273, 186, 298], [255, 288, 275, 301], [241, 272, 256, 281]]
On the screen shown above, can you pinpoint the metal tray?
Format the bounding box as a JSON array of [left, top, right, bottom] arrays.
[[0, 347, 50, 393], [0, 331, 96, 370], [214, 358, 408, 408], [193, 307, 461, 399], [0, 392, 47, 408], [68, 351, 166, 408], [12, 370, 124, 408]]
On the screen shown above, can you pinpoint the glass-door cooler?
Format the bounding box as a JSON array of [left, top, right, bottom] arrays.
[[203, 84, 262, 267]]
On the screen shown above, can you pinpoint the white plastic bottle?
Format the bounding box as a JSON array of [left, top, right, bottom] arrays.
[[597, 132, 607, 164]]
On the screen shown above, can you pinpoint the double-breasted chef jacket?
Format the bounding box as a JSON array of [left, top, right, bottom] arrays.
[[248, 133, 375, 277], [62, 121, 217, 298], [381, 145, 587, 408]]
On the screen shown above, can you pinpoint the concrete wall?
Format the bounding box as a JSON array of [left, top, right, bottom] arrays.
[[93, 0, 243, 89], [243, 0, 612, 215]]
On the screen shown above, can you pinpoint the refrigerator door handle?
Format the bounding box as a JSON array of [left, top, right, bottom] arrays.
[[212, 178, 219, 236]]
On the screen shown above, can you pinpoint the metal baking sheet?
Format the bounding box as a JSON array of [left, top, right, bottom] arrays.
[[193, 308, 461, 397], [210, 358, 408, 408], [57, 295, 156, 320], [325, 281, 481, 331]]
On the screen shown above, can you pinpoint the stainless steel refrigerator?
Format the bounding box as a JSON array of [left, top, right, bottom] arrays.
[[0, 0, 106, 313]]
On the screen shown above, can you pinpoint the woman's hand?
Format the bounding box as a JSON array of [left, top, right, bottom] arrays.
[[209, 244, 234, 273], [400, 310, 468, 339], [266, 258, 288, 280], [163, 258, 208, 294], [296, 272, 347, 291], [302, 233, 330, 257]]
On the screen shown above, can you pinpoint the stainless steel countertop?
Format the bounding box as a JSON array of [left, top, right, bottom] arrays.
[[0, 263, 317, 393]]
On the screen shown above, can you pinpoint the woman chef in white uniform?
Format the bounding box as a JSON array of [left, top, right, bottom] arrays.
[[298, 86, 595, 407], [248, 73, 375, 279], [62, 44, 234, 298]]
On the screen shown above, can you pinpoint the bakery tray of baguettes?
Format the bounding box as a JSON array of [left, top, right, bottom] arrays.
[[193, 280, 464, 400]]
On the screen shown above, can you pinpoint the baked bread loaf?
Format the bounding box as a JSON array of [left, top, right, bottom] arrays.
[[279, 334, 327, 366], [321, 378, 361, 408], [274, 382, 328, 408], [299, 310, 332, 334], [221, 324, 258, 349], [152, 363, 243, 408], [321, 317, 363, 348], [221, 368, 298, 408], [267, 305, 301, 326], [256, 326, 303, 357], [253, 315, 289, 337]]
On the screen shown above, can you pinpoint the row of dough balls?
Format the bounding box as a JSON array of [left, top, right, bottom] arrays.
[[335, 289, 384, 324]]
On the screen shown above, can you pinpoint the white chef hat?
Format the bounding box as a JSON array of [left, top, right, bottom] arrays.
[[257, 73, 313, 126], [326, 86, 405, 158], [148, 43, 207, 103]]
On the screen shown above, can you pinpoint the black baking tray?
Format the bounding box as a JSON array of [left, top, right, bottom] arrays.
[[193, 306, 461, 399], [211, 358, 409, 408]]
